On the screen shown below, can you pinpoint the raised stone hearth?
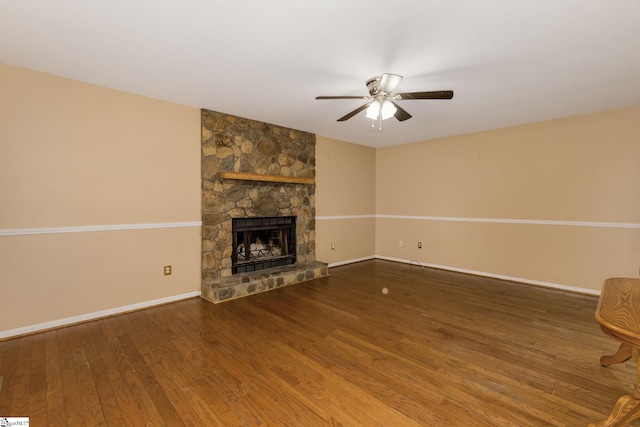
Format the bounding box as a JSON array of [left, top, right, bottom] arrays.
[[201, 261, 329, 303]]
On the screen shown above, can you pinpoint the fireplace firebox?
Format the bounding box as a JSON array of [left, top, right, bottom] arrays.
[[231, 216, 296, 274]]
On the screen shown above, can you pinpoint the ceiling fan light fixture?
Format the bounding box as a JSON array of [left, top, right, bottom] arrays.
[[380, 100, 397, 120], [365, 101, 381, 120], [365, 99, 396, 121]]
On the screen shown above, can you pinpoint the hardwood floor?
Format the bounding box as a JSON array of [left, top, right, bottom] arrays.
[[0, 259, 636, 426]]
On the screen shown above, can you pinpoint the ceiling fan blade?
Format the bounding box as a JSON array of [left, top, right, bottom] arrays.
[[390, 101, 412, 121], [316, 96, 368, 100], [337, 103, 370, 121], [378, 73, 403, 94], [395, 90, 454, 100]]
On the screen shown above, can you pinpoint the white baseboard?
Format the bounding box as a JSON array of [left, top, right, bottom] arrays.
[[332, 255, 601, 296], [0, 290, 201, 340], [328, 256, 376, 268]]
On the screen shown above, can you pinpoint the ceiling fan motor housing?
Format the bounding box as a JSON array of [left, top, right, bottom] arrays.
[[366, 76, 382, 96]]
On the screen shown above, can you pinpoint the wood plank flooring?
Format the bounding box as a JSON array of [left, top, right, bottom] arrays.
[[0, 259, 637, 426]]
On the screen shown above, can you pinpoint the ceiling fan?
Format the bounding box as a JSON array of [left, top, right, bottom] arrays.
[[316, 73, 453, 127]]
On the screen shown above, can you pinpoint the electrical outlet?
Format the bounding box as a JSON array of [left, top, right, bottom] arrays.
[[399, 240, 403, 247], [163, 265, 172, 276], [418, 242, 422, 248], [331, 242, 335, 250]]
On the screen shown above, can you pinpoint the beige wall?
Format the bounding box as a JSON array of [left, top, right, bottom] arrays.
[[3, 61, 638, 335], [376, 107, 640, 291], [0, 64, 201, 334], [315, 136, 376, 265]]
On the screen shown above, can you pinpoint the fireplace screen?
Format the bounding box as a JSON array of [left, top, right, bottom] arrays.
[[231, 216, 296, 274]]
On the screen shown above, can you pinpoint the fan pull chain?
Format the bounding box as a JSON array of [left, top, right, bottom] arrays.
[[369, 115, 384, 131]]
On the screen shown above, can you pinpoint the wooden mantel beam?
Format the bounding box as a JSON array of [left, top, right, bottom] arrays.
[[218, 171, 315, 185]]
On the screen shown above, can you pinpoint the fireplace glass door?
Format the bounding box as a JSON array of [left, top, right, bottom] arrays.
[[231, 216, 296, 274]]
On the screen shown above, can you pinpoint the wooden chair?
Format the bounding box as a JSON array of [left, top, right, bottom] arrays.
[[589, 277, 640, 427]]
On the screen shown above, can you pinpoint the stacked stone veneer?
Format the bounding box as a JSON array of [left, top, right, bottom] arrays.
[[201, 109, 327, 302]]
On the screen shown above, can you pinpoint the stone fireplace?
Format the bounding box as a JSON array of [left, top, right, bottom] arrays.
[[200, 109, 328, 302]]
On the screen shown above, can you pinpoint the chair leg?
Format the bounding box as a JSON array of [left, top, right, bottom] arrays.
[[589, 347, 640, 427], [587, 388, 640, 427], [601, 343, 634, 367]]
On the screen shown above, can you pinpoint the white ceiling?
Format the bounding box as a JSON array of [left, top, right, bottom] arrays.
[[2, 1, 640, 148]]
